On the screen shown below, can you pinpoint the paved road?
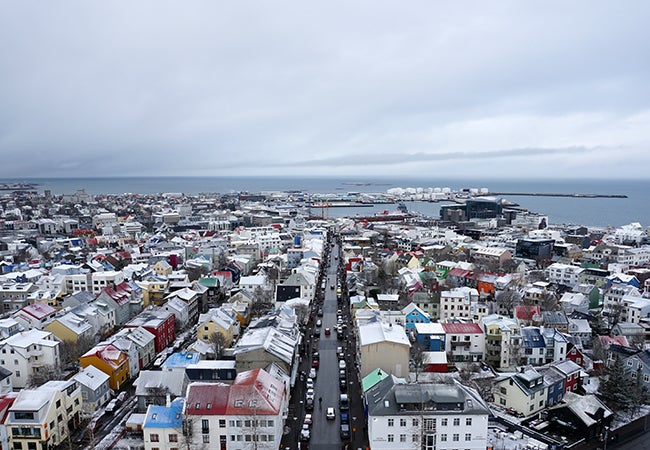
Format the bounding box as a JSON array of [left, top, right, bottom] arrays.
[[310, 243, 343, 450]]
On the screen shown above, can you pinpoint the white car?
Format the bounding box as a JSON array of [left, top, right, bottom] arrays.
[[339, 359, 346, 370], [306, 378, 314, 389], [326, 407, 335, 420], [309, 368, 317, 379], [306, 389, 315, 401]]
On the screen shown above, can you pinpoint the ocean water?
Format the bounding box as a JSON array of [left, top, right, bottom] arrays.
[[2, 176, 648, 228]]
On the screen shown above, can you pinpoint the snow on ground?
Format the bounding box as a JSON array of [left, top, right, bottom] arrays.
[[488, 427, 548, 450]]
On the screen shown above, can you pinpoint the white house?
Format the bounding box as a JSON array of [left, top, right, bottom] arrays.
[[0, 329, 61, 389], [366, 376, 490, 450]]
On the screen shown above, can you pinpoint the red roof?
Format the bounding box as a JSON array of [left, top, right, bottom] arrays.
[[447, 268, 472, 278], [20, 302, 56, 320], [441, 323, 483, 334], [102, 281, 132, 306], [185, 368, 284, 417], [515, 305, 541, 321], [185, 383, 230, 415], [0, 393, 18, 423]]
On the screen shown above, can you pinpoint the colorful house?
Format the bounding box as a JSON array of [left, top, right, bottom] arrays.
[[79, 343, 130, 391]]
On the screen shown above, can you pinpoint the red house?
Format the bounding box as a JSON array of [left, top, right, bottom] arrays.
[[549, 359, 582, 394], [566, 343, 587, 368], [123, 308, 176, 353]]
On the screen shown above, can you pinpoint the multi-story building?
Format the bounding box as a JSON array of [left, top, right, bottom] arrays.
[[0, 282, 38, 313], [73, 365, 111, 414], [182, 368, 286, 450], [366, 376, 490, 450], [6, 379, 82, 450], [124, 308, 176, 354], [441, 322, 485, 363], [546, 263, 584, 288], [480, 314, 521, 369], [439, 287, 474, 322], [0, 329, 61, 389]]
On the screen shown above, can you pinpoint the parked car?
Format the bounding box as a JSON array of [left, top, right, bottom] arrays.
[[306, 397, 314, 411], [340, 423, 350, 440], [309, 368, 317, 379], [339, 359, 346, 369], [306, 378, 314, 389], [340, 412, 349, 424], [312, 359, 320, 368], [306, 389, 315, 401], [304, 414, 313, 426], [105, 399, 118, 414], [339, 369, 346, 380], [337, 346, 343, 357], [340, 378, 347, 390], [326, 407, 335, 420], [300, 425, 311, 441], [315, 319, 322, 327]]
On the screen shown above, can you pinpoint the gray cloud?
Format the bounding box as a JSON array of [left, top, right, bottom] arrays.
[[0, 1, 649, 179]]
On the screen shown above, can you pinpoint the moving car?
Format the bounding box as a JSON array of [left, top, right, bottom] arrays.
[[324, 327, 331, 336], [326, 407, 335, 420]]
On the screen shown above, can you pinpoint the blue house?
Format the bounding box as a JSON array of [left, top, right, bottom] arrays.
[[143, 397, 184, 444], [521, 327, 546, 366], [606, 274, 640, 289], [185, 360, 237, 382], [401, 303, 431, 334], [413, 322, 446, 351], [542, 367, 565, 406]]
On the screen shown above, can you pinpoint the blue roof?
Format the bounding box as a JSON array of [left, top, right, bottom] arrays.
[[161, 352, 200, 369], [143, 398, 184, 429], [521, 327, 546, 348]]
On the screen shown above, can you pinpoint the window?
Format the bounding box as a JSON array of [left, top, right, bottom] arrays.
[[13, 443, 22, 450], [229, 420, 235, 427], [150, 434, 159, 442], [441, 418, 448, 426], [412, 434, 419, 442], [388, 418, 394, 427], [169, 434, 178, 442], [400, 434, 406, 442], [412, 418, 419, 427], [15, 371, 20, 378], [530, 405, 534, 411], [268, 420, 274, 427], [202, 435, 210, 444], [500, 398, 506, 406], [465, 433, 472, 441], [202, 419, 209, 434], [644, 374, 650, 383], [440, 434, 447, 442], [453, 418, 460, 426], [387, 434, 394, 442], [466, 418, 472, 426], [219, 419, 226, 428], [400, 418, 407, 427], [453, 433, 459, 442]]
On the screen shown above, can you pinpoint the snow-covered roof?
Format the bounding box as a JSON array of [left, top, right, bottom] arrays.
[[358, 320, 410, 348], [73, 365, 110, 391]]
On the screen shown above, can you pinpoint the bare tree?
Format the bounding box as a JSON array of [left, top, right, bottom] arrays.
[[209, 331, 227, 360], [27, 364, 63, 387], [495, 289, 522, 316], [411, 342, 426, 382]]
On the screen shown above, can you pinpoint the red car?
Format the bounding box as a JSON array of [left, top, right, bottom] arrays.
[[324, 328, 331, 336], [312, 359, 320, 368]]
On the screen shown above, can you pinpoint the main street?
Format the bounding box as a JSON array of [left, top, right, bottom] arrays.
[[309, 239, 343, 450]]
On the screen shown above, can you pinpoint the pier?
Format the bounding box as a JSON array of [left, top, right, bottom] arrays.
[[488, 192, 627, 199]]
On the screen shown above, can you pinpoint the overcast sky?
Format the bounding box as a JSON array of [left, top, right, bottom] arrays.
[[1, 1, 649, 179]]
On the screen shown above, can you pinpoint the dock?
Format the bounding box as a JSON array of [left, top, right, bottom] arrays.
[[488, 192, 627, 199]]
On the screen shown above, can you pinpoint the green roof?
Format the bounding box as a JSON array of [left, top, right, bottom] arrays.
[[362, 368, 389, 392], [198, 277, 220, 288]]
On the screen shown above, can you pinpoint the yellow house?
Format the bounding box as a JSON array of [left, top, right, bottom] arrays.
[[79, 344, 130, 391], [197, 307, 241, 347], [136, 278, 168, 307], [44, 312, 94, 345], [152, 260, 173, 276]]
